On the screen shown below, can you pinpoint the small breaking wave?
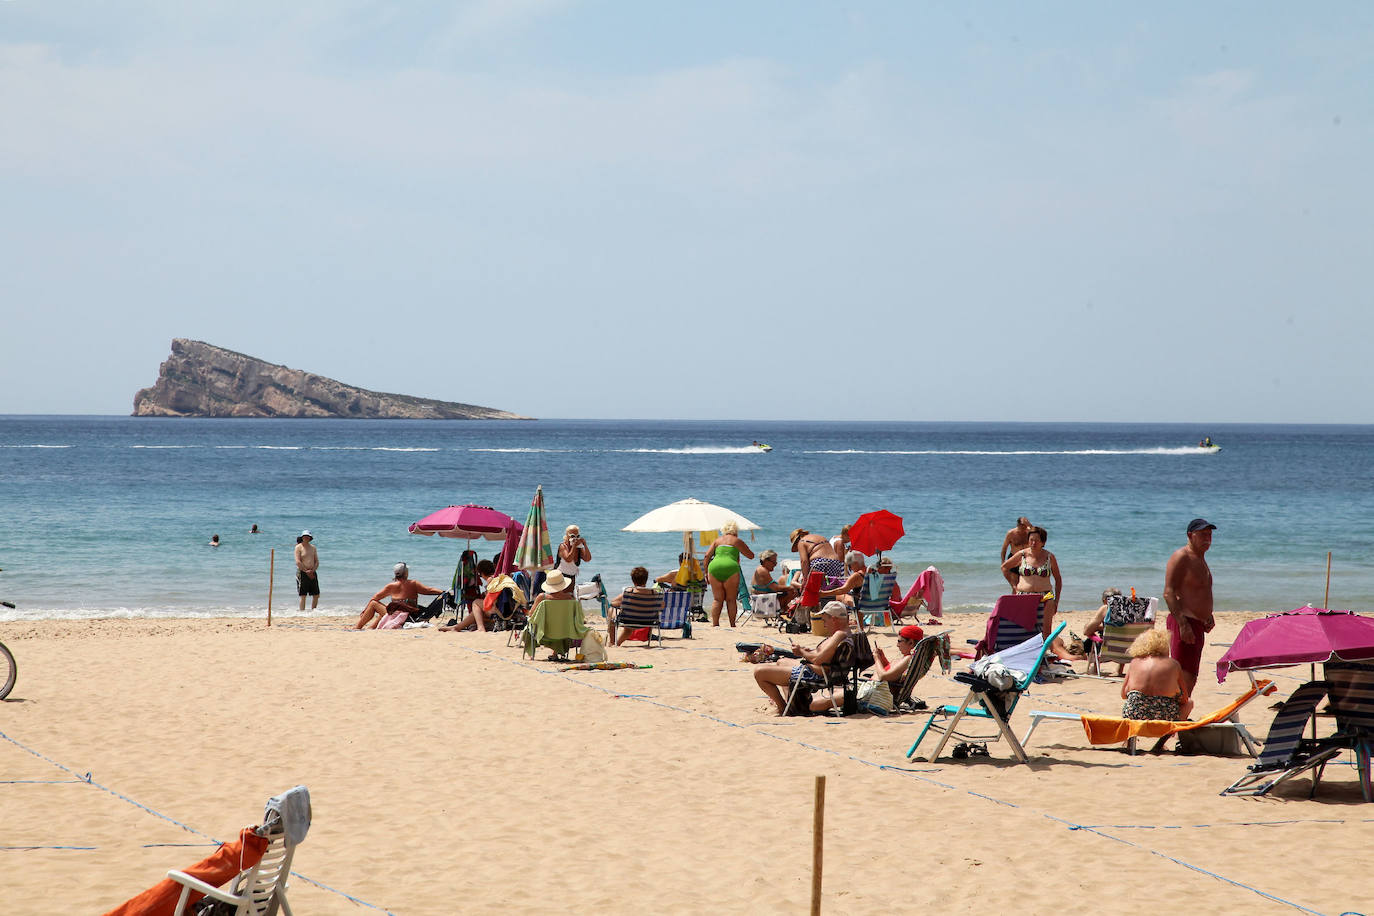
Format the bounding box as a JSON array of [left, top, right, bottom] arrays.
[[0, 444, 72, 448], [806, 447, 1220, 456]]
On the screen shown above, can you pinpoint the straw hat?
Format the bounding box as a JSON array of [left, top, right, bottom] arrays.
[[542, 570, 571, 594]]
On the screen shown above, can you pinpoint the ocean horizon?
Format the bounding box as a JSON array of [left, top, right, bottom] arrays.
[[3, 416, 1371, 622]]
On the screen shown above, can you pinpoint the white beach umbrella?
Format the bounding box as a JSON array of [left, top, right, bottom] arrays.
[[623, 498, 760, 534]]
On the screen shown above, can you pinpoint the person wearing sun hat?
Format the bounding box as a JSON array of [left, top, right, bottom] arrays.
[[294, 530, 319, 611], [752, 601, 853, 715], [1164, 517, 1217, 694]]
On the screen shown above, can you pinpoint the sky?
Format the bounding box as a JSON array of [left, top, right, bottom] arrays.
[[1, 2, 1372, 422]]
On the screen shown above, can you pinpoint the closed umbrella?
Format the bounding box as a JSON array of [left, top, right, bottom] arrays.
[[513, 486, 554, 574]]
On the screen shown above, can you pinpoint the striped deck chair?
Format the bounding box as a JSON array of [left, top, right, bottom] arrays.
[[855, 572, 899, 633], [888, 632, 952, 712], [612, 588, 664, 646], [1221, 681, 1340, 797], [908, 622, 1066, 764], [1023, 679, 1274, 756], [658, 590, 694, 642], [971, 594, 1044, 659], [1087, 595, 1156, 676], [1320, 660, 1374, 801]]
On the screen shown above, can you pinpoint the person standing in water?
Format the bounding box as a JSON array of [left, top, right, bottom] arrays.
[[295, 530, 320, 611]]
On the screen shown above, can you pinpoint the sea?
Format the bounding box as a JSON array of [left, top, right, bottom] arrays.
[[1, 417, 1371, 622]]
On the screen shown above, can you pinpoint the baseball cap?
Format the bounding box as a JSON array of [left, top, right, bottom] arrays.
[[820, 601, 849, 618], [393, 562, 408, 577], [1186, 518, 1216, 533]]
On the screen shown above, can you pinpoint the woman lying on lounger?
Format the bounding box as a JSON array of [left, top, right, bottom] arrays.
[[753, 602, 853, 716]]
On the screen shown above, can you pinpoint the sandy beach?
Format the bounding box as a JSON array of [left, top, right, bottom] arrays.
[[2, 608, 1369, 915]]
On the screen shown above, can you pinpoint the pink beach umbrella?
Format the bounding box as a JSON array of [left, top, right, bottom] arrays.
[[408, 504, 518, 541], [1216, 606, 1374, 683]]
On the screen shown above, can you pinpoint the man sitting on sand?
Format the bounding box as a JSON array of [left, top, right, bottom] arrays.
[[1120, 629, 1193, 721], [354, 563, 444, 630], [753, 602, 853, 715]]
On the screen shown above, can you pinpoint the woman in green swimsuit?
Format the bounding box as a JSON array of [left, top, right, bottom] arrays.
[[704, 520, 755, 627]]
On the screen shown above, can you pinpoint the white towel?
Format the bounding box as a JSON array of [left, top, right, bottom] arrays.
[[264, 785, 312, 846]]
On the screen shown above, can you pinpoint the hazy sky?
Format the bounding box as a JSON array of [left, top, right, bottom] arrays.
[[2, 2, 1371, 421]]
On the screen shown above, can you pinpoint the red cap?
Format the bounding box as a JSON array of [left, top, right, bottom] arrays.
[[898, 624, 924, 641]]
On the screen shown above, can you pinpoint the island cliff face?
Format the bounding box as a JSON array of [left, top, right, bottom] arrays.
[[133, 339, 530, 419]]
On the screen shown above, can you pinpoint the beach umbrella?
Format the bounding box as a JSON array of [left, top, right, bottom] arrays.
[[849, 509, 904, 560], [622, 498, 760, 534], [1216, 606, 1374, 682], [513, 485, 554, 573], [409, 504, 518, 541]]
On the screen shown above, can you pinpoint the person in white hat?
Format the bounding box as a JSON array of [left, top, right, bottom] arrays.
[[295, 530, 320, 611], [752, 601, 854, 716]]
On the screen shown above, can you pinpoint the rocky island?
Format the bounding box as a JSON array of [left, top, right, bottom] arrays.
[[133, 339, 530, 419]]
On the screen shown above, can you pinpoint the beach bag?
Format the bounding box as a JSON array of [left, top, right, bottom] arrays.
[[579, 629, 608, 663], [1105, 594, 1155, 626], [857, 679, 894, 715]]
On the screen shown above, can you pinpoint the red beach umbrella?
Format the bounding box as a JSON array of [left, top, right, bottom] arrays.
[[408, 504, 518, 541], [848, 510, 905, 559], [1216, 606, 1374, 682]]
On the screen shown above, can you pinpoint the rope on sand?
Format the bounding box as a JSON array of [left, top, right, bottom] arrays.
[[455, 644, 1350, 916], [0, 728, 400, 915]]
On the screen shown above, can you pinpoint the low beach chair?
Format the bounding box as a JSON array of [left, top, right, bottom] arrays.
[[1221, 681, 1339, 797], [908, 622, 1065, 764], [784, 629, 876, 716], [971, 594, 1044, 659], [521, 598, 588, 660], [1087, 594, 1156, 676], [1022, 679, 1274, 756], [611, 589, 664, 647], [855, 572, 899, 634], [1318, 660, 1374, 801], [891, 632, 952, 711], [658, 590, 694, 641], [742, 591, 782, 627]]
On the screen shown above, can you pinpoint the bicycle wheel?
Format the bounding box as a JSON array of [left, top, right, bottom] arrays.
[[0, 641, 15, 701]]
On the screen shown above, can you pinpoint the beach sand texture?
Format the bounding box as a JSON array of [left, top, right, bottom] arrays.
[[2, 610, 1369, 915]]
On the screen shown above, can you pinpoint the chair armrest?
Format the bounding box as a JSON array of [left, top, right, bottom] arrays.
[[166, 870, 240, 904]]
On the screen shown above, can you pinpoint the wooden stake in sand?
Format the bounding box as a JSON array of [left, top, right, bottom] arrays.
[[811, 775, 825, 915], [267, 549, 275, 627], [1324, 551, 1332, 609]]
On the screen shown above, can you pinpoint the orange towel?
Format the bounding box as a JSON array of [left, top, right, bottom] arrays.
[[104, 826, 269, 916], [1081, 680, 1273, 745]]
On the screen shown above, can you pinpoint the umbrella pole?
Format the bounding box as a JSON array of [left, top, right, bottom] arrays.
[[1324, 551, 1332, 610]]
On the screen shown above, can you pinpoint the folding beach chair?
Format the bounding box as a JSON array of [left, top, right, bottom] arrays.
[[611, 589, 664, 647], [1318, 660, 1374, 801], [169, 786, 309, 916], [1022, 679, 1274, 756], [783, 630, 877, 716], [658, 590, 694, 641], [1087, 594, 1156, 676], [855, 572, 899, 634], [742, 592, 782, 627], [868, 631, 952, 713], [521, 598, 589, 660], [1221, 681, 1340, 797], [971, 594, 1044, 659], [908, 622, 1065, 764]]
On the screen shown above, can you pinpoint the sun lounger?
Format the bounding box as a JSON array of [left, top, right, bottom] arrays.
[[1221, 681, 1340, 796]]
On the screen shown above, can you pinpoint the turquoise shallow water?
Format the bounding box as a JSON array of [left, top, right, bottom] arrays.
[[1, 417, 1371, 620]]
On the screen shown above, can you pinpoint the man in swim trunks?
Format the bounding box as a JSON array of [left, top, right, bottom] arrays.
[[355, 562, 444, 629], [1164, 518, 1216, 695], [1001, 517, 1033, 563], [295, 530, 319, 611]]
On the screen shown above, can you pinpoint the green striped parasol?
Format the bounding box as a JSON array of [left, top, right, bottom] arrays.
[[513, 485, 554, 572]]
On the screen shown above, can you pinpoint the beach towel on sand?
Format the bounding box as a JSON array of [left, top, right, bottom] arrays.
[[104, 827, 268, 916], [1081, 681, 1271, 745]]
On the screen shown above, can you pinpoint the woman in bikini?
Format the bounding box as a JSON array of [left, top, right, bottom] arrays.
[[704, 520, 754, 627], [1000, 526, 1063, 638], [1120, 629, 1193, 720], [790, 527, 845, 589]]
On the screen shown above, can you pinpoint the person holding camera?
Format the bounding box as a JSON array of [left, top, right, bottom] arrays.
[[556, 525, 592, 590]]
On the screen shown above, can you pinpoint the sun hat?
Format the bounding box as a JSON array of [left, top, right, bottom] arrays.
[[1187, 518, 1216, 533], [542, 570, 571, 594], [789, 528, 807, 549], [393, 562, 408, 578], [820, 601, 849, 618], [300, 530, 313, 539]]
